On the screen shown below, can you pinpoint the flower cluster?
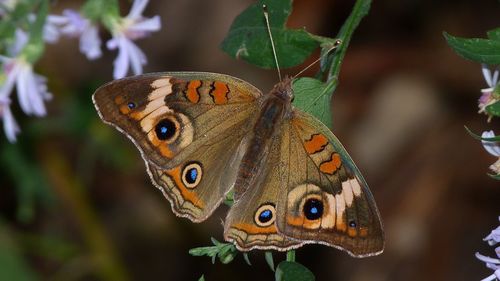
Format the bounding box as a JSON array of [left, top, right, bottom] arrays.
[[0, 0, 161, 142], [479, 65, 500, 122], [476, 217, 500, 281], [477, 66, 500, 280]]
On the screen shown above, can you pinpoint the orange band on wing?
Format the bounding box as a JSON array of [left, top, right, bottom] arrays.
[[186, 80, 201, 103], [304, 134, 328, 154], [286, 215, 321, 229], [232, 223, 277, 234], [168, 167, 204, 208], [319, 153, 342, 175], [210, 81, 229, 104], [347, 227, 358, 237]]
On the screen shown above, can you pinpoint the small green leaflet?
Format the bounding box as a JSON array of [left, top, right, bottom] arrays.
[[292, 77, 334, 129], [275, 261, 315, 281], [444, 32, 500, 64], [265, 251, 275, 271], [464, 126, 500, 141], [487, 27, 500, 41], [221, 0, 320, 68], [486, 100, 500, 117]]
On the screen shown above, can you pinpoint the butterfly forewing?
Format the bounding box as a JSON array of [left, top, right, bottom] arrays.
[[93, 72, 263, 222]]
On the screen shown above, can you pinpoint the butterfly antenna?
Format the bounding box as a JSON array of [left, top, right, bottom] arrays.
[[263, 4, 282, 81], [292, 39, 342, 79]]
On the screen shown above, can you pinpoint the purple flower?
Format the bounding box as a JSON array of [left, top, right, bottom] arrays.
[[479, 65, 499, 120], [48, 10, 102, 60], [0, 30, 51, 142], [477, 218, 500, 280], [106, 0, 161, 79], [481, 131, 500, 174]]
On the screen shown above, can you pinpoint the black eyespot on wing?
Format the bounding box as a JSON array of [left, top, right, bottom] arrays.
[[303, 198, 323, 220], [258, 209, 273, 224], [349, 220, 357, 228], [254, 203, 276, 227], [181, 162, 203, 189], [127, 102, 136, 109], [155, 119, 176, 140]]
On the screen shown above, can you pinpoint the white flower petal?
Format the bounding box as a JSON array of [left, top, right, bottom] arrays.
[[482, 131, 500, 157], [127, 0, 149, 20], [25, 69, 47, 116], [126, 39, 146, 75], [9, 29, 29, 56], [106, 38, 119, 50], [80, 25, 102, 60], [113, 37, 130, 79], [128, 15, 161, 33], [1, 102, 20, 142], [483, 64, 494, 87], [492, 70, 499, 86], [0, 62, 20, 99], [477, 252, 500, 264]]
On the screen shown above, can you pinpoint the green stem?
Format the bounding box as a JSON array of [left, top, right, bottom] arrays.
[[286, 250, 296, 262], [326, 0, 372, 84]]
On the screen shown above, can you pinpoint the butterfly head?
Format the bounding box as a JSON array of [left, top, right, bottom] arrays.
[[270, 76, 294, 103]]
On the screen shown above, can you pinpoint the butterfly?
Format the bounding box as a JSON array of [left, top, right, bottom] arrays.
[[92, 72, 384, 257]]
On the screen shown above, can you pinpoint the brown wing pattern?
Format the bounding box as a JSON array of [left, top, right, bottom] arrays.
[[275, 110, 384, 257], [93, 72, 263, 222]]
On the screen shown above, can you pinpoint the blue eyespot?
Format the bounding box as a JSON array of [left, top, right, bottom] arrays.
[[259, 209, 272, 223], [182, 162, 203, 188], [254, 204, 276, 227], [155, 118, 176, 140], [186, 168, 198, 184], [127, 102, 136, 109], [303, 198, 323, 220]]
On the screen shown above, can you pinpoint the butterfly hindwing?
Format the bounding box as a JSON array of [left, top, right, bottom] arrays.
[[224, 131, 303, 251], [93, 72, 263, 222], [275, 110, 384, 257]]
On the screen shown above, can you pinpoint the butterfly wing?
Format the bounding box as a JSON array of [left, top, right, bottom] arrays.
[[275, 110, 384, 257], [223, 132, 303, 251], [223, 109, 383, 256], [93, 72, 262, 222]]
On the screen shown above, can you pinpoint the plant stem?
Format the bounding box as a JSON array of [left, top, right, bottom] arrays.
[[286, 250, 296, 262]]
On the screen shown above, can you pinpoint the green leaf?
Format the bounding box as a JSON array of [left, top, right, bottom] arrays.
[[224, 190, 234, 206], [82, 0, 119, 23], [444, 32, 500, 64], [198, 275, 205, 281], [488, 173, 500, 180], [464, 126, 500, 141], [189, 238, 238, 265], [275, 261, 315, 281], [265, 251, 275, 271], [486, 100, 500, 116], [243, 253, 252, 266], [292, 77, 334, 129], [324, 0, 371, 81], [220, 0, 319, 68], [487, 27, 500, 41], [23, 0, 47, 63]]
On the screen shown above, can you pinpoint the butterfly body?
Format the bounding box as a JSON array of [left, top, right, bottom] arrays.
[[93, 72, 384, 257]]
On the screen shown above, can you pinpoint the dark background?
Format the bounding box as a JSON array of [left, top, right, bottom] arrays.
[[1, 0, 499, 280]]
